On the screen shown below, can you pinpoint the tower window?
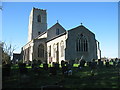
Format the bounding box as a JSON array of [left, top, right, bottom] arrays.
[[56, 28, 59, 35], [37, 15, 41, 22]]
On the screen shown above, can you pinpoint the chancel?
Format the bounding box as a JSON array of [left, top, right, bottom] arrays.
[[21, 7, 101, 64]]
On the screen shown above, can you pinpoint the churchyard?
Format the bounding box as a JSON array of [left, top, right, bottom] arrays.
[[2, 59, 120, 89]]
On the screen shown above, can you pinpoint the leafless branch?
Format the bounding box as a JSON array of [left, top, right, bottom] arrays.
[[0, 6, 2, 10]]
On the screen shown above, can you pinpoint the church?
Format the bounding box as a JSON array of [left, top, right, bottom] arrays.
[[21, 7, 101, 64]]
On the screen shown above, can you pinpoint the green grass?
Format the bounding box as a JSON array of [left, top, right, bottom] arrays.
[[109, 62, 113, 65], [12, 64, 79, 69], [3, 64, 120, 89], [11, 64, 19, 69], [11, 64, 53, 69], [73, 64, 79, 67]]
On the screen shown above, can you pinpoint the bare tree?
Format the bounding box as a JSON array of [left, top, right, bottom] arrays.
[[2, 42, 16, 64], [0, 6, 3, 10]]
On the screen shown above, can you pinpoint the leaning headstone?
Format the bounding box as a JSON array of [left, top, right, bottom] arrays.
[[62, 66, 68, 76], [67, 64, 71, 70], [54, 63, 59, 70], [87, 62, 92, 67], [68, 69, 72, 76], [79, 59, 86, 67], [115, 58, 118, 62], [18, 63, 28, 75], [61, 60, 65, 67], [98, 59, 103, 67], [43, 63, 48, 70], [65, 61, 68, 66], [105, 60, 109, 67], [31, 63, 35, 68], [52, 62, 55, 67], [113, 60, 116, 67], [31, 59, 38, 68]]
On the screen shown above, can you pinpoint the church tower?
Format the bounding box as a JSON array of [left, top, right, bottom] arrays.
[[28, 7, 47, 42]]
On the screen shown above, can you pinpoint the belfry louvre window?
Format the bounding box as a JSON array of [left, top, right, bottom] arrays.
[[38, 44, 44, 58], [76, 34, 88, 52], [37, 15, 41, 22]]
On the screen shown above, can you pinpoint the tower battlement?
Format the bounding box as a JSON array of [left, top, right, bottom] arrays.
[[33, 7, 46, 11], [28, 8, 47, 42]]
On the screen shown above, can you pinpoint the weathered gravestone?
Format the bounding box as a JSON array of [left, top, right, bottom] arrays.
[[53, 62, 59, 70], [31, 59, 40, 68], [68, 69, 72, 76], [18, 63, 28, 75], [66, 64, 72, 70], [43, 63, 48, 70], [61, 60, 65, 67], [117, 61, 120, 68], [90, 59, 97, 76], [105, 60, 109, 67], [79, 59, 86, 68], [31, 60, 36, 68], [2, 64, 11, 77], [112, 59, 117, 67], [98, 59, 103, 67], [62, 66, 68, 76], [87, 61, 92, 67]]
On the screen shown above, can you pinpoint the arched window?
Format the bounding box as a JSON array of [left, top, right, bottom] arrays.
[[48, 45, 51, 57], [76, 34, 88, 52], [38, 44, 44, 58], [53, 44, 56, 58], [37, 15, 41, 22], [60, 41, 64, 57]]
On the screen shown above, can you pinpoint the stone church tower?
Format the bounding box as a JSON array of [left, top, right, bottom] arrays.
[[28, 7, 47, 42], [22, 7, 101, 64]]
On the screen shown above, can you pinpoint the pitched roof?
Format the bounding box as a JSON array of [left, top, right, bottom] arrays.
[[46, 32, 66, 42], [68, 24, 95, 35], [47, 22, 66, 31]]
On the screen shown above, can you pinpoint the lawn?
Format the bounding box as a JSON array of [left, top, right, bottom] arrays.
[[2, 64, 120, 89]]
